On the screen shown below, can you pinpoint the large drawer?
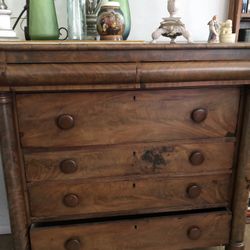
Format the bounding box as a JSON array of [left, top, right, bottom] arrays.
[[24, 140, 235, 182], [17, 88, 240, 148], [30, 211, 231, 250], [28, 174, 230, 220]]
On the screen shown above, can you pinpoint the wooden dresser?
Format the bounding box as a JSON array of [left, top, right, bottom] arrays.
[[1, 42, 250, 250]]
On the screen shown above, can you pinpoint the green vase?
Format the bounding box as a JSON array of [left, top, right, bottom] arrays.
[[109, 0, 131, 40], [29, 0, 60, 40]]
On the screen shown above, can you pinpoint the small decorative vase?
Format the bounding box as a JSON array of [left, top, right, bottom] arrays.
[[109, 0, 131, 40], [97, 2, 125, 41]]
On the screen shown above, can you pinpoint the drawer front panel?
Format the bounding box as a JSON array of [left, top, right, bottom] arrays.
[[30, 211, 231, 250], [17, 88, 240, 148], [29, 174, 230, 219], [25, 140, 234, 182]]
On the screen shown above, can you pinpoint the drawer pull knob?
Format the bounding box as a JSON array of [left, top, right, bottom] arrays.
[[187, 226, 202, 240], [60, 159, 78, 174], [187, 184, 202, 199], [57, 114, 75, 130], [191, 108, 208, 123], [65, 238, 81, 250], [63, 194, 80, 207], [189, 151, 205, 166]]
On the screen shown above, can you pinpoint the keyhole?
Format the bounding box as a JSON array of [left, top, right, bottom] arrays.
[[134, 225, 138, 230], [133, 151, 136, 157], [133, 96, 136, 101], [133, 183, 136, 188]]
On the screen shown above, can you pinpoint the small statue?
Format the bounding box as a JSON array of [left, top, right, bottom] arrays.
[[152, 0, 192, 44], [86, 0, 98, 14], [207, 15, 219, 43], [220, 19, 233, 35], [219, 19, 236, 43]]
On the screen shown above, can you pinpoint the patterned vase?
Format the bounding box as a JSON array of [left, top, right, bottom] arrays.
[[109, 0, 131, 40]]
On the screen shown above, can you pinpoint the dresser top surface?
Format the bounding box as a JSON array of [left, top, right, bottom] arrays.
[[0, 41, 250, 51]]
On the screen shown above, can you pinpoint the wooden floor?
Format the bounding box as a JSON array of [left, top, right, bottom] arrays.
[[0, 225, 250, 250]]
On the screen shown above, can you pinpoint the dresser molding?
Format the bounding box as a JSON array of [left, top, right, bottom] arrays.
[[0, 42, 250, 250]]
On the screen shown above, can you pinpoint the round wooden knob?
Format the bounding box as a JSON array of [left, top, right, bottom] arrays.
[[57, 114, 75, 130], [60, 159, 78, 174], [187, 184, 202, 199], [187, 226, 202, 240], [191, 108, 208, 123], [63, 194, 80, 207], [189, 151, 205, 166], [65, 238, 81, 250]]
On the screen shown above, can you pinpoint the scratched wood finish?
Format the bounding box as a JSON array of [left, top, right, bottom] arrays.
[[28, 174, 231, 220], [24, 140, 235, 182], [17, 88, 240, 148], [30, 211, 231, 250]]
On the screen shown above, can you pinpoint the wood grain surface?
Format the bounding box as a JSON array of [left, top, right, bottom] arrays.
[[17, 88, 240, 148], [28, 174, 231, 220], [24, 140, 235, 182], [30, 211, 231, 250]]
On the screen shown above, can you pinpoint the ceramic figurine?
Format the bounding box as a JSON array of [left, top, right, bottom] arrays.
[[219, 19, 236, 43], [152, 0, 192, 44], [207, 15, 219, 43]]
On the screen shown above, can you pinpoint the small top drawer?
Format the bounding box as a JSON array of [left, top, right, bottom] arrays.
[[17, 88, 240, 148]]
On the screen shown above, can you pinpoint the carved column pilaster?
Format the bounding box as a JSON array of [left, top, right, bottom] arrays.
[[0, 93, 30, 250], [226, 87, 250, 250]]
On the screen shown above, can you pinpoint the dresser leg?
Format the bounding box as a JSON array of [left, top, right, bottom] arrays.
[[226, 242, 245, 250], [0, 94, 30, 250]]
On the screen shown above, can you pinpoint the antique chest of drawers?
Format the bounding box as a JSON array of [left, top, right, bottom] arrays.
[[0, 42, 250, 250]]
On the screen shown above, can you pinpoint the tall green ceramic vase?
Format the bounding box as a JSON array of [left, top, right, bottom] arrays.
[[29, 0, 60, 40], [109, 0, 131, 40]]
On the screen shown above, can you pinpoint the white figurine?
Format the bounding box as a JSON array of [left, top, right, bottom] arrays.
[[219, 19, 236, 43], [207, 15, 219, 43]]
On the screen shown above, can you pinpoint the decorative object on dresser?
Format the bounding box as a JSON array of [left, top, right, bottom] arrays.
[[67, 0, 87, 40], [219, 19, 236, 43], [1, 42, 250, 250], [97, 1, 125, 40], [0, 0, 17, 39], [28, 0, 62, 40], [152, 0, 192, 43], [207, 15, 220, 43], [86, 0, 103, 39], [109, 0, 131, 40]]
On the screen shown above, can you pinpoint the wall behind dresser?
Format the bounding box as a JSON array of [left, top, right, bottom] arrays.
[[0, 0, 229, 235]]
